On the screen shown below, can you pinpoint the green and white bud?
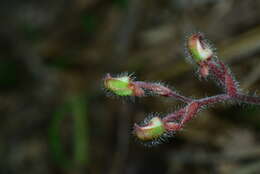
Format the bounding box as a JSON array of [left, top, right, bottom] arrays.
[[104, 74, 134, 96], [187, 34, 213, 63], [134, 117, 165, 141]]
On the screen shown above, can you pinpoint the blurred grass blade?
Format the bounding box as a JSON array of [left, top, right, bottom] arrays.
[[71, 95, 89, 166], [49, 95, 89, 169], [49, 103, 71, 168]]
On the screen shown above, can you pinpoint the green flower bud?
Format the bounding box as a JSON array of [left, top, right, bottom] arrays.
[[134, 117, 165, 141], [188, 34, 213, 63], [104, 74, 134, 96]]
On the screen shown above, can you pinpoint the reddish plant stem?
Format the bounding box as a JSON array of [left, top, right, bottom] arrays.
[[162, 108, 186, 122], [197, 94, 231, 106], [133, 81, 193, 103], [208, 61, 225, 85], [219, 61, 238, 96], [180, 102, 200, 125], [136, 58, 259, 133], [208, 60, 239, 96], [162, 94, 231, 131], [105, 33, 260, 146], [207, 60, 260, 105], [233, 93, 260, 105]]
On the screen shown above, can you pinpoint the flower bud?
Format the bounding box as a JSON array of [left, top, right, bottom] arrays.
[[134, 117, 165, 141], [187, 33, 213, 63], [104, 74, 134, 96]]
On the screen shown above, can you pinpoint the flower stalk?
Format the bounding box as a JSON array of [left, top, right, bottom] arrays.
[[103, 32, 260, 146]]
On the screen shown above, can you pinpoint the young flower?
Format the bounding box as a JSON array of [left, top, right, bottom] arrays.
[[103, 73, 144, 97], [187, 33, 213, 63]]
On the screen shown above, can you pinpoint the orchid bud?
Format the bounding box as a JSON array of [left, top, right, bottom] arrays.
[[187, 33, 213, 63]]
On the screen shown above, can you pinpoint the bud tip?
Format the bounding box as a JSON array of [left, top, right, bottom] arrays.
[[187, 33, 213, 63], [134, 116, 165, 141], [104, 73, 134, 96]]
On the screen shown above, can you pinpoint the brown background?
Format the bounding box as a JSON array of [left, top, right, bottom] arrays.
[[1, 0, 260, 174]]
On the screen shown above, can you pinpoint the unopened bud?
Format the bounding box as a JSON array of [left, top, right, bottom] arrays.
[[134, 117, 165, 141], [187, 33, 213, 63], [104, 74, 134, 96], [104, 73, 145, 97]]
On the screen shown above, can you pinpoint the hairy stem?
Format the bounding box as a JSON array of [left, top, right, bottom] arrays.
[[134, 81, 193, 103], [162, 94, 231, 130], [234, 93, 260, 105], [197, 94, 231, 106], [104, 32, 260, 146]]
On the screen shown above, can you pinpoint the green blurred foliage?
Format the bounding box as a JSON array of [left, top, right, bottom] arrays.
[[46, 56, 76, 70], [0, 60, 19, 88], [113, 0, 129, 8], [81, 14, 98, 34], [49, 95, 89, 169]]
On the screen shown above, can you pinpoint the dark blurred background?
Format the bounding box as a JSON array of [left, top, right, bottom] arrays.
[[1, 0, 260, 174]]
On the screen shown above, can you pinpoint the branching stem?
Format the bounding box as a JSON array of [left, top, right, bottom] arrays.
[[103, 32, 260, 146]]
